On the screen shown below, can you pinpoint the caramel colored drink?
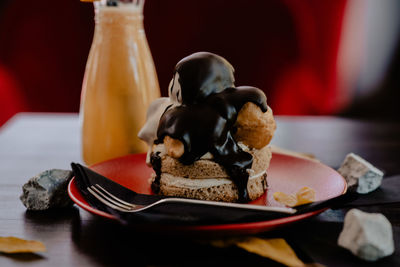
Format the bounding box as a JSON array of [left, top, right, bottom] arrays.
[[80, 2, 160, 165]]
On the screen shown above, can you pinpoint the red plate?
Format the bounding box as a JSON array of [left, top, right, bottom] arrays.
[[68, 152, 346, 236]]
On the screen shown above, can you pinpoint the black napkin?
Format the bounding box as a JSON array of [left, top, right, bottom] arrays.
[[71, 163, 291, 225], [71, 162, 165, 205], [341, 175, 400, 207], [71, 163, 362, 225], [295, 189, 358, 214]]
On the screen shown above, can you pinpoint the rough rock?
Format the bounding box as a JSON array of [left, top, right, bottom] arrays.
[[337, 153, 383, 194], [338, 209, 394, 261], [20, 169, 73, 210]]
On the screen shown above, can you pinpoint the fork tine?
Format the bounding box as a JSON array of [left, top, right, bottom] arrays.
[[87, 186, 133, 212], [94, 184, 138, 208], [89, 185, 135, 211]]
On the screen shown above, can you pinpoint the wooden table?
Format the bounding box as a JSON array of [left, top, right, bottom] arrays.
[[1, 113, 399, 266]]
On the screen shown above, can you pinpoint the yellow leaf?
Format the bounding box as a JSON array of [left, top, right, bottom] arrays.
[[273, 191, 298, 207], [296, 187, 316, 206], [274, 187, 316, 207], [0, 236, 46, 253], [235, 237, 305, 267]]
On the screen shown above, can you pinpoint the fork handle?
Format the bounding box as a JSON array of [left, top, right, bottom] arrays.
[[156, 198, 296, 214]]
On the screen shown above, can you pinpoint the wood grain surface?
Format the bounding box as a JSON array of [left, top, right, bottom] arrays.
[[0, 113, 399, 266]]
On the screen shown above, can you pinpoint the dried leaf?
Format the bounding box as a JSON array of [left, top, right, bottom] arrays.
[[273, 191, 298, 207], [296, 187, 316, 206], [235, 237, 305, 266], [0, 236, 46, 254], [210, 237, 305, 266], [209, 237, 324, 266], [274, 187, 316, 207]]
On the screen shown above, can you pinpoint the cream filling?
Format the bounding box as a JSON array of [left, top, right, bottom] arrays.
[[160, 170, 266, 190], [149, 142, 251, 164]]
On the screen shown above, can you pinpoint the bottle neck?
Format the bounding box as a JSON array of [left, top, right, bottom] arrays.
[[94, 4, 144, 33]]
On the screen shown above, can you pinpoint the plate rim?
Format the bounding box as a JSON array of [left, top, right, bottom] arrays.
[[68, 152, 347, 235]]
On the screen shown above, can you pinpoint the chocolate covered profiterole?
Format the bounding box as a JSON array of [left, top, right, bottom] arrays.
[[139, 52, 276, 203]]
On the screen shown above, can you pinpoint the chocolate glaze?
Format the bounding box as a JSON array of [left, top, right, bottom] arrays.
[[155, 52, 268, 203], [150, 151, 162, 194], [175, 52, 235, 105], [157, 86, 267, 202]]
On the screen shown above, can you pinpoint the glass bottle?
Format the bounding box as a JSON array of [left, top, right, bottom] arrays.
[[80, 0, 160, 165]]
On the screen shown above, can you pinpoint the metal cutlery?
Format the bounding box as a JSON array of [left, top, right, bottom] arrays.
[[88, 183, 297, 214]]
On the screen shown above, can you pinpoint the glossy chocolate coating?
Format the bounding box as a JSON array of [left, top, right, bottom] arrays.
[[174, 52, 235, 105], [156, 52, 268, 202], [150, 151, 162, 194]]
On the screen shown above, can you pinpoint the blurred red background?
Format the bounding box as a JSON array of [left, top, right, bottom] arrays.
[[0, 0, 399, 126]]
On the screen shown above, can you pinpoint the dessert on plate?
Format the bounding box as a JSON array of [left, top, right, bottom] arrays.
[[139, 52, 276, 203]]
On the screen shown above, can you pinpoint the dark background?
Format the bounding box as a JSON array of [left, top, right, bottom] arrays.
[[0, 0, 399, 125]]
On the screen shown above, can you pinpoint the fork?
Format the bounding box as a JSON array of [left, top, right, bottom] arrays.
[[87, 184, 297, 214]]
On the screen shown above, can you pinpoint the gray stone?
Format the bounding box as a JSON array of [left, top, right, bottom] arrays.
[[337, 153, 383, 194], [20, 169, 74, 210], [338, 209, 394, 261]]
